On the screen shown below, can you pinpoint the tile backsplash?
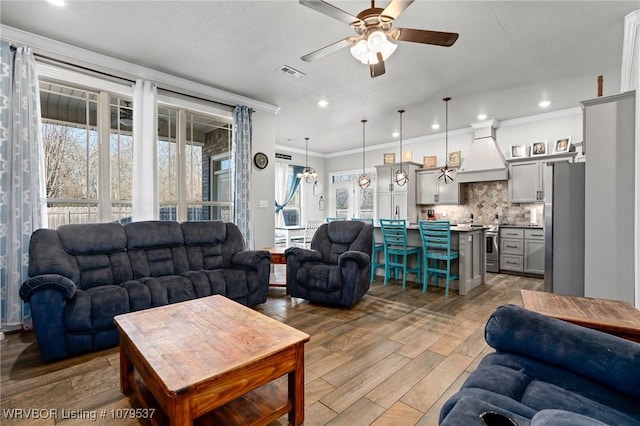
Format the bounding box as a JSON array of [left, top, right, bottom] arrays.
[[419, 180, 544, 226]]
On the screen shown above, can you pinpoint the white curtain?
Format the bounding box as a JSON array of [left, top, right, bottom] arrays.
[[0, 42, 47, 331], [275, 162, 289, 227], [232, 105, 253, 249], [132, 79, 158, 221]]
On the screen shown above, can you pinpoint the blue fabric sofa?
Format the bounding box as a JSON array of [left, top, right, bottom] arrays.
[[285, 220, 372, 308], [439, 304, 640, 426], [20, 220, 271, 363]]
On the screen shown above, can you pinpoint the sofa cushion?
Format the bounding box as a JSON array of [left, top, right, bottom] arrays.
[[125, 221, 189, 278], [296, 263, 342, 292], [64, 286, 129, 332], [182, 221, 242, 270], [138, 275, 197, 306]]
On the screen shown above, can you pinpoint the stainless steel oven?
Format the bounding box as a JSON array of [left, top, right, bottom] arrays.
[[486, 230, 499, 273]]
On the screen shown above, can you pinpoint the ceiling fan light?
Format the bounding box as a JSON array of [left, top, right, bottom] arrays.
[[350, 39, 369, 63], [367, 51, 380, 65], [367, 31, 397, 61]]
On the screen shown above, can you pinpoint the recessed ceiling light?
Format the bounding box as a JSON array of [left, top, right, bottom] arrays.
[[47, 0, 66, 6], [538, 100, 551, 108], [318, 100, 329, 108], [392, 132, 400, 138], [477, 114, 487, 120], [432, 123, 440, 130]]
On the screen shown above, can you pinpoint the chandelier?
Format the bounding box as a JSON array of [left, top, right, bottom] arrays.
[[438, 97, 456, 184], [350, 30, 398, 65], [358, 119, 372, 189], [394, 109, 408, 186], [297, 137, 318, 182]]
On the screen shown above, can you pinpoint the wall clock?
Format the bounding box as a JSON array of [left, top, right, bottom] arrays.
[[253, 152, 268, 169]]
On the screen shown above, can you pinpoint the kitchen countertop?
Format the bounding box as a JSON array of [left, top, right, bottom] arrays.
[[499, 224, 543, 229], [405, 224, 488, 232]]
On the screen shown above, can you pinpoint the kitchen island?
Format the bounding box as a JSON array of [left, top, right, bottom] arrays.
[[374, 225, 486, 295]]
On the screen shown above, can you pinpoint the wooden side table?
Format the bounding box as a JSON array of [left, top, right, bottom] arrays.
[[266, 247, 289, 295], [520, 289, 640, 343]]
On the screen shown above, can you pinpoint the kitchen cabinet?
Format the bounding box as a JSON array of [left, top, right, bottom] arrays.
[[507, 153, 577, 203], [375, 162, 420, 223], [415, 169, 460, 205], [523, 229, 545, 275], [499, 227, 544, 276]]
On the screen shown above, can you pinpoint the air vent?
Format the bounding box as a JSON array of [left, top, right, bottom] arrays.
[[278, 65, 305, 78]]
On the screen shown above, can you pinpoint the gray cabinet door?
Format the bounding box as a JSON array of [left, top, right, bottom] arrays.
[[437, 179, 460, 204], [508, 161, 540, 202], [524, 239, 545, 274], [416, 170, 437, 204]]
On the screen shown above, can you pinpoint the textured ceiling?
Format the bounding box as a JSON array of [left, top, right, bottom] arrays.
[[1, 1, 638, 154]]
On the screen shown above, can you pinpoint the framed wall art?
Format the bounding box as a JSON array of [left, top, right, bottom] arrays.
[[553, 137, 571, 153], [383, 153, 395, 164], [402, 151, 413, 162], [531, 141, 547, 156], [423, 155, 437, 168], [510, 145, 527, 159], [448, 151, 461, 167]]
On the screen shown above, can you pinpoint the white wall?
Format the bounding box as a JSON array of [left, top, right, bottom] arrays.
[[251, 111, 276, 249]]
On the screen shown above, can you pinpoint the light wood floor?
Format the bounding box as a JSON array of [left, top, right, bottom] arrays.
[[1, 273, 543, 426]]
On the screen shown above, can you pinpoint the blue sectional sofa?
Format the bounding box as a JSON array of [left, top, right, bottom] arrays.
[[440, 304, 640, 426], [20, 220, 271, 363]]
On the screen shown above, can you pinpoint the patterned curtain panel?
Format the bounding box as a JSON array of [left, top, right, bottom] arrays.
[[232, 105, 253, 249], [0, 42, 47, 330]]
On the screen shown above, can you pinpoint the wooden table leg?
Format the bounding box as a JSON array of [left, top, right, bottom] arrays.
[[119, 336, 133, 395], [288, 343, 305, 426]]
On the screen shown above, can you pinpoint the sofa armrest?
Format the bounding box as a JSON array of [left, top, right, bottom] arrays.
[[485, 304, 640, 399], [231, 250, 271, 269], [338, 251, 370, 269], [285, 247, 323, 264], [20, 274, 77, 302]]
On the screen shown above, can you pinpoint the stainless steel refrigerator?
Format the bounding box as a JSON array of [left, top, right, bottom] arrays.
[[543, 161, 585, 296]]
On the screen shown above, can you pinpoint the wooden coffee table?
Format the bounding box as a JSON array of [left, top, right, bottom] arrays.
[[114, 295, 309, 425], [521, 289, 640, 343]]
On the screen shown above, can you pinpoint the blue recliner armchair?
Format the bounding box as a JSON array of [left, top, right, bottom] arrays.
[[285, 220, 372, 308]]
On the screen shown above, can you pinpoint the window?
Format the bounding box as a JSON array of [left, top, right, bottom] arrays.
[[328, 170, 376, 220], [38, 64, 233, 227], [40, 80, 133, 227], [157, 105, 233, 222]]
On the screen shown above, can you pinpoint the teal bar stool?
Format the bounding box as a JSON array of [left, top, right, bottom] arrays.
[[352, 218, 384, 282], [418, 220, 459, 297], [379, 219, 422, 288]]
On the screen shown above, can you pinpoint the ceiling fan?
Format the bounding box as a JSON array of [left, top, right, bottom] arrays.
[[300, 0, 459, 78]]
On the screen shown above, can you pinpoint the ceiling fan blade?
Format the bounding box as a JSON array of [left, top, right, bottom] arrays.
[[391, 28, 459, 47], [301, 38, 352, 62], [369, 53, 386, 78], [380, 0, 415, 21], [299, 0, 362, 26]]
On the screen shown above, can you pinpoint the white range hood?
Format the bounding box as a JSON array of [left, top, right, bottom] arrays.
[[457, 120, 508, 183]]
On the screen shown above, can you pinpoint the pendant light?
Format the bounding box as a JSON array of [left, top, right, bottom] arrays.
[[297, 137, 318, 182], [357, 119, 371, 189], [438, 97, 456, 184], [394, 109, 409, 186]]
